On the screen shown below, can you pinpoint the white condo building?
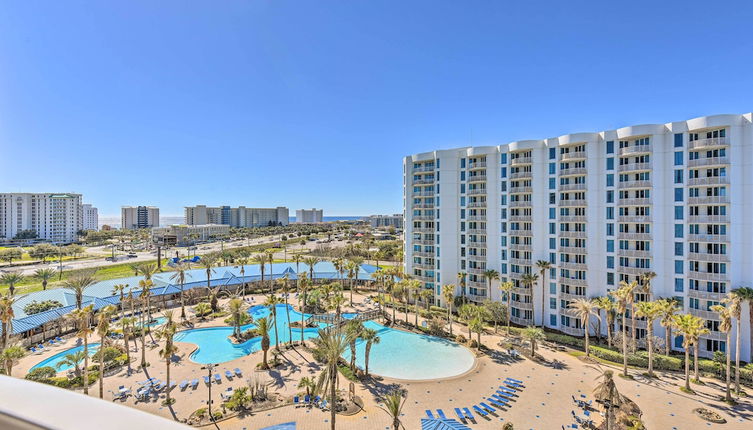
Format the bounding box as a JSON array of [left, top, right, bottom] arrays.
[[0, 193, 83, 243], [185, 205, 289, 227], [82, 204, 98, 231], [366, 214, 404, 229], [296, 208, 323, 223], [121, 206, 160, 230], [404, 113, 753, 359]]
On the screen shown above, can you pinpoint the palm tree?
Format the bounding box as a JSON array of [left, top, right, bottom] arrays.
[[732, 286, 753, 364], [469, 317, 484, 348], [228, 297, 247, 338], [169, 262, 192, 319], [711, 303, 733, 402], [362, 327, 380, 376], [379, 390, 406, 430], [63, 270, 98, 309], [592, 296, 614, 346], [657, 298, 679, 356], [345, 320, 364, 372], [156, 311, 179, 406], [522, 326, 545, 357], [483, 269, 499, 299], [137, 279, 154, 368], [264, 249, 275, 294], [70, 304, 94, 394], [235, 257, 248, 296], [111, 283, 128, 321], [730, 288, 749, 393], [673, 313, 708, 391], [456, 272, 467, 302], [34, 268, 57, 290], [535, 260, 551, 327], [333, 257, 345, 288], [264, 295, 283, 350], [135, 262, 159, 281], [499, 281, 514, 334], [635, 301, 662, 376], [619, 280, 639, 352], [0, 344, 25, 377], [312, 329, 351, 430], [256, 316, 272, 369], [298, 376, 315, 396], [118, 316, 135, 375], [56, 350, 86, 377], [297, 272, 311, 345], [303, 256, 320, 287], [0, 294, 20, 349], [0, 273, 24, 296], [346, 258, 362, 303], [199, 255, 218, 311], [593, 370, 624, 430], [640, 271, 657, 301], [569, 298, 599, 356], [96, 305, 116, 398], [279, 275, 293, 345], [610, 286, 631, 377], [458, 303, 477, 341], [521, 273, 539, 325], [442, 284, 455, 335]]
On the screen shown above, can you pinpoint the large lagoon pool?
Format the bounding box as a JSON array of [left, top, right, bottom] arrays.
[[175, 304, 475, 380], [30, 343, 101, 372]]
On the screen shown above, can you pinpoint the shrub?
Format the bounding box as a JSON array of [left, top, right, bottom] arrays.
[[338, 364, 358, 381], [25, 366, 56, 382], [24, 300, 64, 315], [48, 377, 72, 388], [92, 347, 122, 363]]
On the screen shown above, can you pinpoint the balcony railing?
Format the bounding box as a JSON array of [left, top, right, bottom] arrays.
[[560, 167, 587, 176], [617, 232, 652, 241], [689, 136, 729, 150], [561, 151, 587, 161], [618, 162, 651, 173], [618, 180, 652, 189], [413, 261, 435, 270], [558, 183, 586, 192], [687, 214, 729, 223], [509, 215, 532, 222], [617, 215, 652, 223], [412, 238, 434, 245], [413, 227, 435, 233], [559, 230, 587, 239], [619, 266, 649, 275], [559, 246, 587, 254], [467, 228, 486, 235], [688, 289, 727, 300], [412, 165, 435, 172], [511, 156, 533, 166], [688, 156, 730, 168], [467, 293, 489, 303], [468, 161, 487, 170], [559, 215, 587, 223], [509, 200, 532, 208], [468, 241, 487, 249], [467, 201, 487, 208], [509, 243, 532, 251], [618, 144, 652, 156], [413, 214, 434, 220], [687, 176, 729, 186], [688, 195, 730, 205], [509, 257, 531, 266], [509, 186, 533, 194], [510, 229, 533, 237], [467, 267, 487, 275], [559, 261, 588, 271], [510, 171, 532, 179], [468, 174, 487, 183], [559, 199, 588, 207], [412, 202, 434, 208], [412, 251, 434, 258], [559, 276, 587, 287], [412, 191, 434, 197], [688, 233, 729, 243], [467, 280, 487, 289], [689, 308, 720, 321], [560, 325, 585, 336], [616, 249, 651, 258], [413, 178, 435, 185], [467, 254, 487, 262], [688, 252, 730, 263], [619, 198, 652, 206], [468, 188, 487, 195], [466, 215, 486, 221]]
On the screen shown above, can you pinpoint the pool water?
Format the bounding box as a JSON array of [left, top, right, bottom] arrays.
[[142, 316, 167, 328], [30, 343, 101, 372], [175, 304, 475, 380]]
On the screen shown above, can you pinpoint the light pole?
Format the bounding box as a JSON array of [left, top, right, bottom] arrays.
[[201, 363, 218, 426]]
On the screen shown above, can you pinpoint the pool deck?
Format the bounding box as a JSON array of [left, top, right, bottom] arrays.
[[15, 292, 753, 430]]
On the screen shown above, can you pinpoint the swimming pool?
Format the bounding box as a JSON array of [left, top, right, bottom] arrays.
[[175, 304, 475, 379], [142, 316, 167, 328], [30, 343, 101, 372]]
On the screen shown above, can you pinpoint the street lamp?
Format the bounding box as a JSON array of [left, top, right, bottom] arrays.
[[201, 363, 218, 426]]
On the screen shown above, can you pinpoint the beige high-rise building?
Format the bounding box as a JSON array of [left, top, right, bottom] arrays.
[[296, 208, 323, 223], [184, 205, 289, 227], [0, 193, 83, 243], [121, 206, 160, 230]]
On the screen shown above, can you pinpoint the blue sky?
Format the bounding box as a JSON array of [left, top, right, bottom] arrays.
[[1, 1, 752, 216]]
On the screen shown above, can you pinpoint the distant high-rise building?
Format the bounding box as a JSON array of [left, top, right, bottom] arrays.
[[296, 208, 323, 224], [184, 205, 289, 227], [121, 206, 160, 230], [82, 204, 99, 231], [366, 214, 403, 229], [0, 193, 83, 243]]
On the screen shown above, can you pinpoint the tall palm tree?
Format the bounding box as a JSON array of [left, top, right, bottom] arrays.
[[483, 269, 499, 299], [0, 273, 24, 296], [635, 301, 662, 376], [657, 298, 679, 356], [293, 253, 303, 301], [264, 295, 282, 350], [297, 272, 311, 345], [379, 390, 406, 430], [135, 262, 159, 281], [279, 275, 293, 345], [138, 279, 154, 368], [63, 270, 97, 309], [257, 316, 272, 369], [303, 256, 320, 287], [236, 257, 248, 296], [592, 296, 614, 346], [522, 326, 545, 357], [619, 280, 639, 352], [118, 316, 135, 375], [70, 304, 94, 394], [345, 320, 364, 372], [610, 286, 631, 377], [535, 260, 551, 327], [593, 370, 624, 430], [157, 310, 178, 405], [34, 268, 57, 291], [345, 259, 359, 303], [456, 272, 467, 302], [499, 281, 514, 334], [442, 284, 455, 335], [673, 313, 707, 391], [228, 297, 247, 338], [56, 350, 86, 377], [732, 286, 753, 364], [0, 294, 20, 349], [1, 344, 25, 377], [711, 303, 733, 402], [265, 249, 275, 294], [569, 298, 598, 356], [640, 271, 657, 301], [111, 284, 128, 321], [199, 255, 218, 311], [169, 262, 192, 319], [96, 305, 116, 398], [458, 303, 478, 341], [521, 273, 539, 325], [313, 329, 352, 430], [729, 289, 747, 394], [362, 327, 380, 376]]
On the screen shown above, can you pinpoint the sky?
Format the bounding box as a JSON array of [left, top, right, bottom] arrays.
[[1, 1, 752, 216]]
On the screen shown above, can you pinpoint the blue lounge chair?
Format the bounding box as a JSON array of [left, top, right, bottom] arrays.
[[320, 399, 328, 410], [425, 410, 435, 419], [225, 370, 233, 380], [293, 396, 300, 407], [454, 408, 465, 421], [48, 339, 55, 346], [179, 380, 188, 390], [234, 368, 242, 377], [436, 409, 448, 420], [495, 390, 514, 399], [55, 337, 63, 343], [473, 405, 488, 417], [505, 382, 523, 389], [506, 377, 523, 384], [304, 394, 311, 404], [479, 402, 495, 412], [462, 407, 475, 421], [203, 376, 210, 384], [487, 398, 506, 408], [191, 379, 199, 389], [29, 347, 36, 353], [491, 394, 509, 403], [498, 386, 516, 394], [314, 395, 321, 406], [213, 373, 221, 383]]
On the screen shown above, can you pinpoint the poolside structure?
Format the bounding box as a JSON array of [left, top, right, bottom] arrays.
[[3, 262, 380, 345]]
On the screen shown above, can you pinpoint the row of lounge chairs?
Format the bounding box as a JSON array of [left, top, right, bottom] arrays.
[[29, 337, 65, 353], [424, 377, 525, 425], [293, 394, 328, 410]]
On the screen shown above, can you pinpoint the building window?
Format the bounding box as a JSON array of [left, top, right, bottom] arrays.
[[606, 223, 614, 236], [674, 169, 683, 184], [674, 278, 684, 292], [607, 239, 614, 253], [549, 208, 556, 219], [674, 188, 683, 202], [606, 158, 614, 170], [674, 224, 683, 238], [674, 133, 683, 147], [606, 190, 614, 204], [607, 272, 614, 285], [606, 207, 614, 220], [606, 140, 614, 154], [674, 151, 683, 166], [607, 256, 614, 269], [674, 242, 683, 256], [550, 315, 557, 326], [549, 147, 556, 159], [674, 206, 683, 220], [606, 174, 614, 187], [549, 237, 556, 249], [549, 223, 556, 234], [501, 153, 507, 164], [549, 163, 556, 174], [549, 298, 557, 309], [675, 260, 684, 274], [549, 178, 555, 190]]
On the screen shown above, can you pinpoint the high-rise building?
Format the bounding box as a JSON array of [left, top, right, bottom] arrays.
[[121, 206, 160, 230], [82, 204, 98, 231], [366, 214, 403, 229], [404, 113, 752, 359], [184, 205, 289, 227], [0, 193, 83, 243], [296, 208, 323, 223], [151, 223, 230, 246]]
